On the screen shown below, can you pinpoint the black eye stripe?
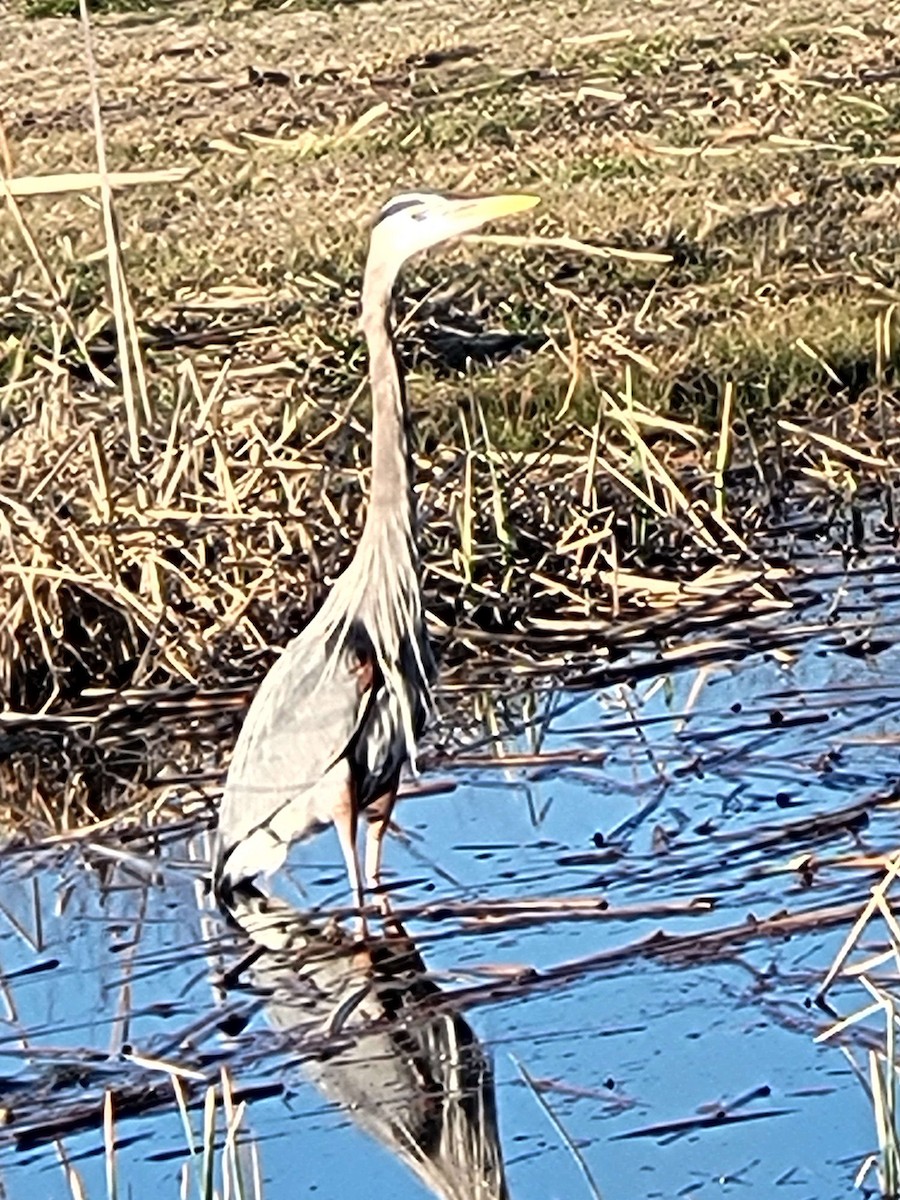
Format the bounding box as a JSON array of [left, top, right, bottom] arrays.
[[373, 197, 425, 226]]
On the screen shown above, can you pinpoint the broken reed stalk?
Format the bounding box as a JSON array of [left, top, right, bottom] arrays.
[[103, 1090, 117, 1200], [77, 0, 149, 463], [714, 379, 734, 520]]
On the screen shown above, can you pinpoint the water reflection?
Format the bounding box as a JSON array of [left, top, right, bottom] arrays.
[[220, 890, 509, 1200], [4, 560, 900, 1195]]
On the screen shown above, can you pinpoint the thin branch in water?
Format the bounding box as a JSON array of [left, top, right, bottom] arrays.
[[511, 1054, 604, 1200]]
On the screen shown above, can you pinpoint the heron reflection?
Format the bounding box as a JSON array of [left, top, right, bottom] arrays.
[[220, 891, 509, 1200]]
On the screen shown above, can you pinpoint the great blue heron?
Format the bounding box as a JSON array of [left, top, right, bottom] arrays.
[[214, 189, 539, 912]]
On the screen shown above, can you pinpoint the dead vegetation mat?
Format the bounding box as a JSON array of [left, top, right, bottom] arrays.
[[1, 0, 900, 795]]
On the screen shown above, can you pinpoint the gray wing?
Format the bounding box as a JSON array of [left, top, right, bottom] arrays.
[[216, 625, 369, 889]]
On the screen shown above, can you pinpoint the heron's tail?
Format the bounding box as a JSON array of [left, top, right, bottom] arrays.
[[213, 817, 293, 906]]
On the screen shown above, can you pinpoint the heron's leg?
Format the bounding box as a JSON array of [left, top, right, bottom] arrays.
[[364, 787, 398, 911], [332, 788, 366, 936]]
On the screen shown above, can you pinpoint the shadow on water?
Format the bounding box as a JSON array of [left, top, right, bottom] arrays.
[[1, 556, 900, 1196]]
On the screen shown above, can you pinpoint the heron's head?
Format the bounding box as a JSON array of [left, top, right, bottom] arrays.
[[369, 189, 540, 270]]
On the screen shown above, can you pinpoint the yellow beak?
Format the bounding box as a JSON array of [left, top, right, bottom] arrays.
[[449, 191, 540, 232]]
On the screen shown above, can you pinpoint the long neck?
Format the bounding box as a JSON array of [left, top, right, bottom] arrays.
[[318, 247, 433, 741], [360, 255, 415, 543]]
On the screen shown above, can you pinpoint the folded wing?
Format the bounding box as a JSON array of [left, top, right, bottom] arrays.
[[215, 626, 372, 892]]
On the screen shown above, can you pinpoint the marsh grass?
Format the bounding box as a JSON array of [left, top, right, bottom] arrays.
[[817, 856, 900, 1197], [1, 0, 899, 735], [56, 1071, 262, 1200]]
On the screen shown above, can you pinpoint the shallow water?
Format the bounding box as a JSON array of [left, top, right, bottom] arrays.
[[2, 557, 900, 1199]]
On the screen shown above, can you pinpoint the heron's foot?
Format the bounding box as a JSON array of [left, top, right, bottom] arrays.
[[368, 884, 395, 921], [350, 910, 370, 943], [320, 914, 345, 945]]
